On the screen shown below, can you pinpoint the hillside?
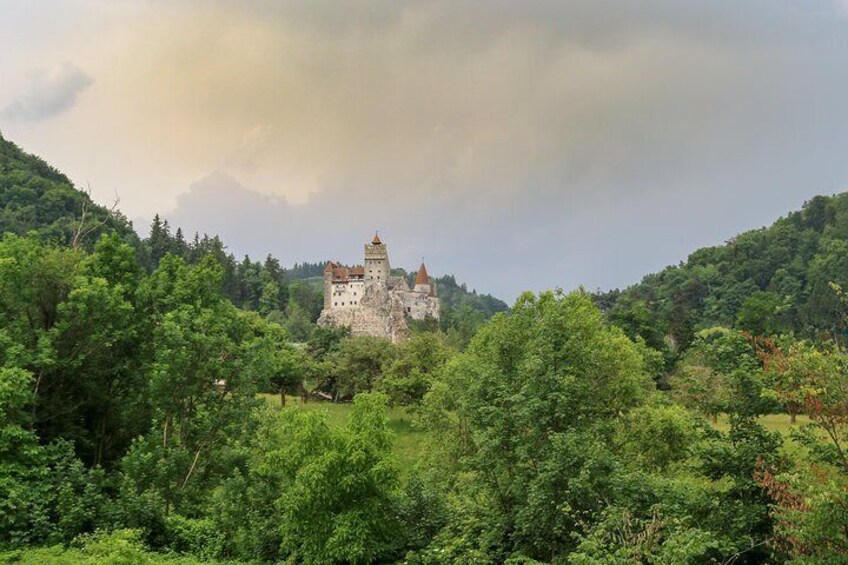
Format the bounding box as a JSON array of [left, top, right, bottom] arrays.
[[596, 193, 848, 355], [0, 134, 507, 340], [0, 132, 138, 247]]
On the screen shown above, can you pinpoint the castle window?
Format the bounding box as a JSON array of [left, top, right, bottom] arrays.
[[334, 302, 338, 306], [407, 307, 411, 313]]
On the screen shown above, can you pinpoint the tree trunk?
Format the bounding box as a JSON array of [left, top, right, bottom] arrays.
[[94, 415, 108, 467], [181, 448, 203, 489], [280, 389, 286, 407]]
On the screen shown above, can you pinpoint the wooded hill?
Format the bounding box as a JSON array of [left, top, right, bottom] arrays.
[[3, 131, 848, 563], [0, 130, 138, 247], [596, 193, 848, 359], [0, 133, 507, 339]]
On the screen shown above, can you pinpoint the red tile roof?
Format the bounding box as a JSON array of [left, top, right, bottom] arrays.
[[328, 264, 365, 282], [415, 262, 430, 286]]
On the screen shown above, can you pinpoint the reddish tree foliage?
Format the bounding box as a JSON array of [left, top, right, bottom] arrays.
[[753, 457, 806, 557]]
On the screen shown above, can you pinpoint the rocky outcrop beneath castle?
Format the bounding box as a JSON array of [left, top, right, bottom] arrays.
[[320, 235, 439, 342], [317, 283, 411, 342]]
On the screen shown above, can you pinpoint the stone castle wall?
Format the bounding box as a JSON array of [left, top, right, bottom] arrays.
[[317, 236, 439, 342], [402, 290, 440, 320]]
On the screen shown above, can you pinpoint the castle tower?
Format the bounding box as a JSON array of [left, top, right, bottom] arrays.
[[364, 232, 390, 287], [414, 262, 431, 294], [323, 262, 335, 310]]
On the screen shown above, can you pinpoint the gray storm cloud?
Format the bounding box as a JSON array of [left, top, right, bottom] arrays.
[[1, 1, 848, 299], [2, 62, 93, 121]]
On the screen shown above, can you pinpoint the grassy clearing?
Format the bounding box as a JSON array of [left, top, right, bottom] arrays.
[[712, 413, 820, 460], [711, 413, 812, 435], [258, 394, 428, 469], [259, 395, 821, 468]]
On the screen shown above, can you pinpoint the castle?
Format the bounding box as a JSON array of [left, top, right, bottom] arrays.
[[316, 233, 440, 342]]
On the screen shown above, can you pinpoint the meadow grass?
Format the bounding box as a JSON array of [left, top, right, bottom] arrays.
[[712, 413, 819, 460], [712, 413, 812, 434], [260, 394, 823, 467]]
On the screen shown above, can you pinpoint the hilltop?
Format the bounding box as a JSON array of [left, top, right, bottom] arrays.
[[596, 192, 848, 357], [0, 132, 139, 247]]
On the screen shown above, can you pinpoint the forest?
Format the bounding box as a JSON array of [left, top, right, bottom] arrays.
[[2, 132, 848, 564]]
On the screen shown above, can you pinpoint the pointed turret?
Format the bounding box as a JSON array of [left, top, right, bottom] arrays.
[[415, 263, 429, 285], [414, 262, 431, 294]]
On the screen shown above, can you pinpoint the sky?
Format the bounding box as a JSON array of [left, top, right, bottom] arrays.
[[1, 1, 847, 302]]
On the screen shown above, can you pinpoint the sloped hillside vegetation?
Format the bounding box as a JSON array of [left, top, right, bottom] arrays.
[[597, 193, 848, 359]]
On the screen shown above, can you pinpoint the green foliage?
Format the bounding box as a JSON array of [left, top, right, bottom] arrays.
[[124, 255, 286, 517], [615, 402, 701, 471], [0, 136, 138, 248], [0, 427, 108, 548], [568, 506, 721, 564], [0, 529, 232, 564], [276, 393, 401, 564], [434, 274, 508, 348], [379, 332, 453, 405], [668, 327, 778, 420], [6, 133, 848, 564], [415, 291, 791, 563], [419, 290, 651, 560], [268, 343, 312, 406], [395, 472, 450, 553], [306, 325, 350, 361], [597, 192, 848, 360], [0, 234, 147, 466], [736, 291, 790, 336], [209, 461, 281, 561], [757, 467, 848, 564], [161, 515, 226, 561], [321, 336, 396, 401], [281, 302, 315, 342]]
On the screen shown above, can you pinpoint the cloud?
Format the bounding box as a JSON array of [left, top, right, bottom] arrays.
[[168, 171, 295, 254], [2, 61, 93, 121], [2, 1, 848, 299], [228, 125, 274, 173]]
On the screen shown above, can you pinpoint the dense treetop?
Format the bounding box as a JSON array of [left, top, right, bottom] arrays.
[[596, 192, 848, 359], [3, 133, 848, 563], [0, 134, 138, 248]]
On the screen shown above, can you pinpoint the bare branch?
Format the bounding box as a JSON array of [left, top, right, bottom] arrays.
[[71, 183, 121, 249]]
